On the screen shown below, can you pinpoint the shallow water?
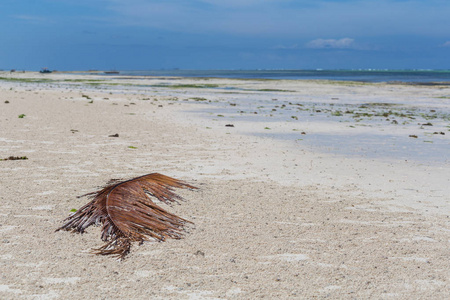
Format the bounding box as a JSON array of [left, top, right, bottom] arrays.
[[268, 131, 450, 163], [189, 91, 450, 164]]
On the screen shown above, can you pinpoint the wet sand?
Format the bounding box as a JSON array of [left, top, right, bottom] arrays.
[[0, 73, 449, 299]]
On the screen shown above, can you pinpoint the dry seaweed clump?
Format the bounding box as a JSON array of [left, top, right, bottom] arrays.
[[56, 173, 197, 259], [0, 156, 28, 161]]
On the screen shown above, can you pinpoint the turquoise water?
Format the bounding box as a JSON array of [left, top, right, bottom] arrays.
[[112, 69, 450, 83]]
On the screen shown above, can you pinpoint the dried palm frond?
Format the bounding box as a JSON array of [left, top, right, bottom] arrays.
[[56, 173, 197, 259]]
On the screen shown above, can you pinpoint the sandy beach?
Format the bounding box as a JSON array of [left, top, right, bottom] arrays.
[[1, 72, 449, 299]]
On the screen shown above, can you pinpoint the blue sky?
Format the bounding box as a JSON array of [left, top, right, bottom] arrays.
[[1, 0, 449, 70]]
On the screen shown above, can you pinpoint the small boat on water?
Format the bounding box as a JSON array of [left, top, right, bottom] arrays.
[[40, 68, 52, 74], [104, 70, 120, 74]]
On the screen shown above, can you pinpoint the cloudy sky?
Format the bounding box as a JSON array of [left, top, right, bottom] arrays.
[[1, 0, 449, 70]]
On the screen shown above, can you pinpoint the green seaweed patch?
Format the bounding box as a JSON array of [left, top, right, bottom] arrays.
[[363, 102, 400, 107], [331, 111, 343, 116], [420, 113, 438, 120], [0, 77, 53, 83], [18, 114, 26, 118], [128, 146, 138, 149], [353, 112, 374, 118], [189, 97, 208, 101], [64, 79, 103, 83]]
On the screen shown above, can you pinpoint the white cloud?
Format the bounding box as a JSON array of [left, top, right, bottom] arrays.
[[306, 38, 355, 49], [443, 41, 450, 47]]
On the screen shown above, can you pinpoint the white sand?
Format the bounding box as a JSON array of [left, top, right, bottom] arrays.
[[0, 72, 449, 299]]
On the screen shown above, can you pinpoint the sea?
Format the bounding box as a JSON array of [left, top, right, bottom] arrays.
[[111, 69, 450, 83]]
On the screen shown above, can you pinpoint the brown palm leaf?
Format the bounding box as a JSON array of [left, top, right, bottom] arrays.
[[56, 173, 197, 259]]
